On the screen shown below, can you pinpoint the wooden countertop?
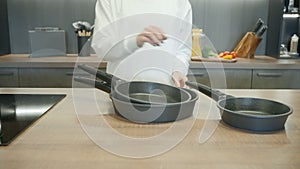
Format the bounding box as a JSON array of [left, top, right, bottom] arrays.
[[0, 88, 299, 169], [1, 54, 300, 69], [0, 54, 106, 68], [190, 55, 300, 69]]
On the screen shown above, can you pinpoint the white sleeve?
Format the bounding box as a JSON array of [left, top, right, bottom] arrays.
[[172, 6, 193, 76], [91, 0, 139, 62]]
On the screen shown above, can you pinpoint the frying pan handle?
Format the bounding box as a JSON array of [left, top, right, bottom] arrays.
[[77, 64, 113, 84], [74, 76, 111, 93], [185, 81, 231, 101], [0, 100, 16, 121]]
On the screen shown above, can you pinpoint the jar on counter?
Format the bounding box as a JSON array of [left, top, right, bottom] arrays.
[[192, 29, 203, 57], [290, 34, 298, 54], [280, 44, 289, 57]]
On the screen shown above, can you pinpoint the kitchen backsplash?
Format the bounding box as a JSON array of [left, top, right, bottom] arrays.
[[6, 0, 268, 54]]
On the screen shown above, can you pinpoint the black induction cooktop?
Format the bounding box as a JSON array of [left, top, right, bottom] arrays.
[[0, 94, 65, 146]]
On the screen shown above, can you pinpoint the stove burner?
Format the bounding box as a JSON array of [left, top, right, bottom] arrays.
[[0, 94, 65, 146]]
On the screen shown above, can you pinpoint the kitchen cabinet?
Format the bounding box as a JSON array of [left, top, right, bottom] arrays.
[[0, 0, 10, 55], [1, 55, 300, 89], [252, 69, 300, 89], [0, 68, 18, 87], [188, 68, 252, 89], [18, 68, 92, 88], [16, 67, 300, 89]]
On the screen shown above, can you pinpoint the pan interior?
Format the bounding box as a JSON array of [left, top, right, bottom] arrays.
[[218, 97, 292, 117], [115, 81, 191, 104], [233, 110, 272, 116], [129, 93, 178, 103]]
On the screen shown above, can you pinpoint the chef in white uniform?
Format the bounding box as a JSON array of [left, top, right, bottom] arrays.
[[91, 0, 193, 87]]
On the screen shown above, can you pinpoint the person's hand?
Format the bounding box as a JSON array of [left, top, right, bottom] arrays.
[[172, 71, 188, 88], [136, 26, 167, 47]]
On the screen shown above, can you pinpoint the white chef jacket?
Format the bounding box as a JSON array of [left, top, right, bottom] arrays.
[[92, 0, 193, 85]]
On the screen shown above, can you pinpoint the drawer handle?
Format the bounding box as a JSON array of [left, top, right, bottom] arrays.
[[65, 72, 90, 76], [188, 73, 205, 77], [257, 73, 283, 77], [0, 72, 14, 76]]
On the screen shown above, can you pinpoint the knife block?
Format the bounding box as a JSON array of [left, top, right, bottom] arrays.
[[234, 32, 262, 59], [77, 35, 91, 56]]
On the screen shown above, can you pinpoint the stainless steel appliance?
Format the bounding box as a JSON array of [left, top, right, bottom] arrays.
[[0, 94, 65, 146]]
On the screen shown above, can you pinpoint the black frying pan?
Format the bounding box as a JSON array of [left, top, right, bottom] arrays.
[[77, 64, 192, 105], [186, 81, 293, 133], [74, 77, 199, 123], [110, 88, 198, 123], [0, 95, 16, 121], [0, 95, 16, 137], [74, 65, 199, 123]]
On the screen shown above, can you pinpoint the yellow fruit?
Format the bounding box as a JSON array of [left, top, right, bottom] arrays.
[[223, 55, 233, 59]]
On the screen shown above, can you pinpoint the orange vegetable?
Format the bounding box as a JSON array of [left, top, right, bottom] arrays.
[[218, 52, 224, 57], [218, 50, 238, 59]]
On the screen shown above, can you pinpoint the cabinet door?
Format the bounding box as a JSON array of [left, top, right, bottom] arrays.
[[252, 69, 300, 89], [0, 0, 10, 55], [19, 68, 93, 88], [188, 69, 252, 89], [0, 68, 18, 87]]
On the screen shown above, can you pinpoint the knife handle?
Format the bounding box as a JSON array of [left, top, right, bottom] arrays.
[[252, 18, 264, 34], [256, 25, 268, 37]]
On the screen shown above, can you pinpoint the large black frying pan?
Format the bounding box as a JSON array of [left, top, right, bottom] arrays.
[[186, 81, 293, 133], [77, 64, 191, 105], [0, 95, 16, 137], [74, 77, 198, 123], [74, 65, 199, 123], [0, 95, 16, 121], [110, 88, 198, 123]]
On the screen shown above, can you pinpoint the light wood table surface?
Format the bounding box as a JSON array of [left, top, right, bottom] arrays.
[[0, 88, 299, 169]]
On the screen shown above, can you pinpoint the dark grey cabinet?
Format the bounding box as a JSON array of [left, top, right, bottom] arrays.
[[0, 66, 299, 89], [0, 68, 18, 87], [189, 68, 300, 89], [18, 68, 92, 88], [0, 0, 10, 55], [252, 69, 300, 89], [188, 69, 252, 89]]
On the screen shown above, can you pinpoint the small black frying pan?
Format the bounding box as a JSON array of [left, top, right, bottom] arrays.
[[186, 81, 293, 133]]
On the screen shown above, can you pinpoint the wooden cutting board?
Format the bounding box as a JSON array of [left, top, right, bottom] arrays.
[[191, 56, 237, 63]]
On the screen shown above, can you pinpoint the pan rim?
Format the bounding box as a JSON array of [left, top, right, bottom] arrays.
[[111, 88, 199, 107], [217, 97, 293, 119], [113, 81, 193, 105]]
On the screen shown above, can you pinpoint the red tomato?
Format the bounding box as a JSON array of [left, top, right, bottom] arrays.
[[223, 51, 230, 56], [230, 51, 238, 58]]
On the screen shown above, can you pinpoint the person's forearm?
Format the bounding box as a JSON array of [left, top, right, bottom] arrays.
[[91, 31, 139, 62]]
